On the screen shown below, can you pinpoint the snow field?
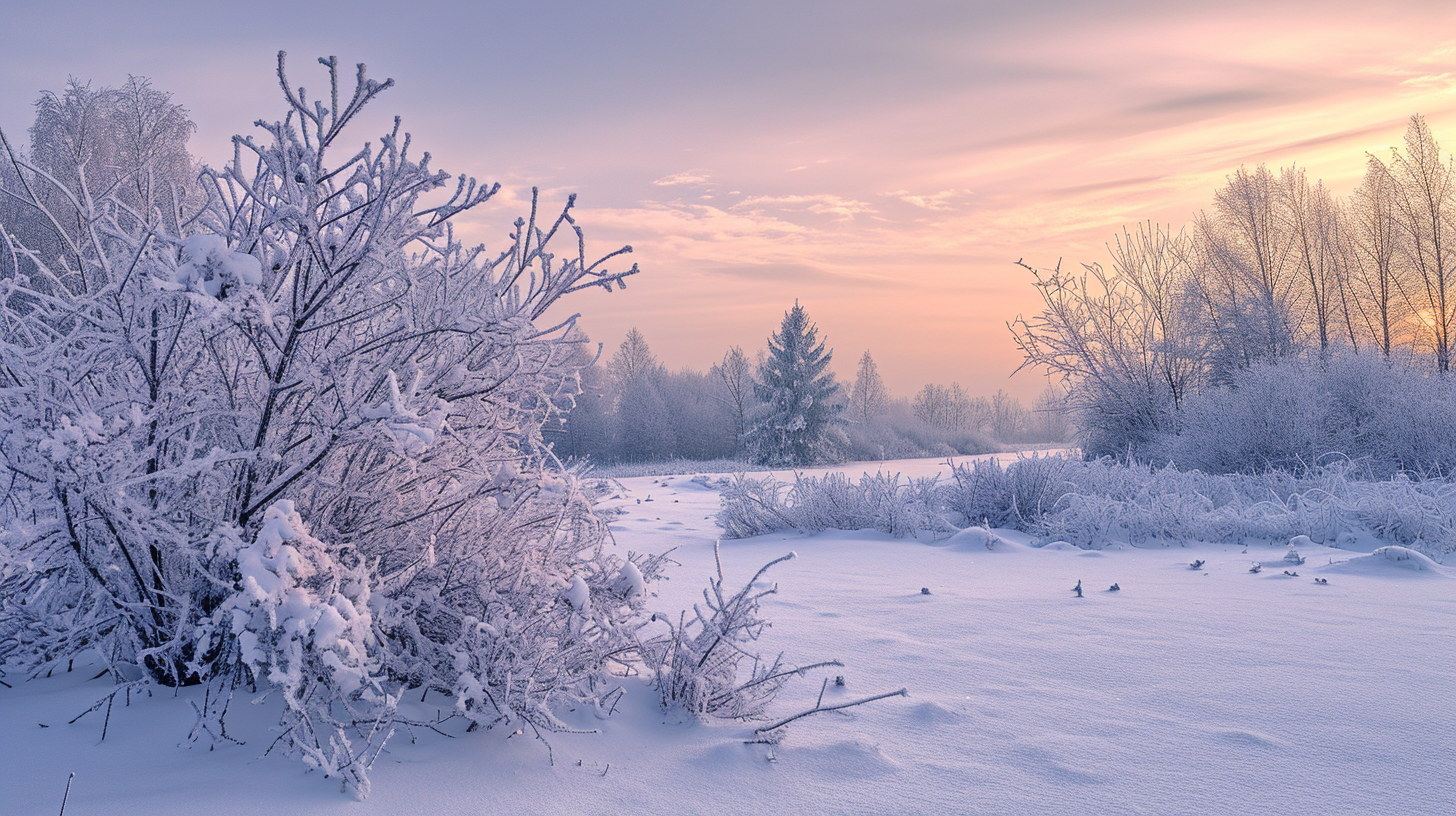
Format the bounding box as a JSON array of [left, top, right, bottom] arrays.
[[3, 460, 1454, 816]]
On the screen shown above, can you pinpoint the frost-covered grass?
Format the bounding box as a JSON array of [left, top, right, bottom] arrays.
[[719, 455, 1456, 562], [587, 457, 754, 478]]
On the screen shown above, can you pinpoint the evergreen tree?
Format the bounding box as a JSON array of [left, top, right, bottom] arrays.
[[746, 301, 845, 465]]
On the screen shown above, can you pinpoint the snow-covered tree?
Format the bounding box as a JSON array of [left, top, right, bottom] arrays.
[[0, 54, 654, 795], [745, 301, 844, 466], [18, 76, 197, 273], [608, 328, 675, 461]]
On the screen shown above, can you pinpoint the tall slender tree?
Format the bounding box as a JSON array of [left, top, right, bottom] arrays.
[[849, 350, 889, 422], [1383, 115, 1456, 370], [710, 345, 755, 447]]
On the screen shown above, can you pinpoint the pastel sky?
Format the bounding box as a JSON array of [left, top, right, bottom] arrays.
[[4, 1, 1455, 399]]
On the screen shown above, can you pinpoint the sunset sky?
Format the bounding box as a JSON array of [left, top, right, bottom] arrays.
[[4, 1, 1456, 399]]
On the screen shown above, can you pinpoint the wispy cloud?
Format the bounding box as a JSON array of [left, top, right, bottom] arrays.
[[731, 194, 874, 219], [888, 189, 974, 211], [652, 170, 712, 186]]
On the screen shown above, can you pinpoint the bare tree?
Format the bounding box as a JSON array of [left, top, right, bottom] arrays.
[[610, 326, 661, 384], [1194, 165, 1300, 376], [1011, 222, 1205, 456], [1343, 157, 1409, 356], [990, 390, 1025, 440], [710, 345, 755, 444], [1278, 165, 1341, 354], [849, 350, 889, 422], [1382, 115, 1456, 371]]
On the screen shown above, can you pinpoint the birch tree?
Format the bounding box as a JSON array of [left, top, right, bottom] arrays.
[[1382, 115, 1456, 370]]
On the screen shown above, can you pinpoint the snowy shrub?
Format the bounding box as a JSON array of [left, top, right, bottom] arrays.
[[0, 54, 656, 795], [941, 455, 1071, 527], [717, 471, 953, 540], [717, 474, 797, 539], [788, 472, 953, 538], [643, 545, 838, 720], [1028, 460, 1456, 561]]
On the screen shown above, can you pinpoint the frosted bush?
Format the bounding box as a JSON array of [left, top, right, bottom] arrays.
[[1157, 353, 1456, 478], [0, 54, 656, 795], [941, 455, 1070, 527], [717, 471, 953, 540], [718, 474, 796, 539], [643, 545, 838, 721]]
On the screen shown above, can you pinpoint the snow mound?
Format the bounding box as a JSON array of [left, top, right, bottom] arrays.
[[1040, 540, 1081, 551], [905, 701, 964, 725], [1330, 546, 1448, 576], [943, 526, 1032, 553]]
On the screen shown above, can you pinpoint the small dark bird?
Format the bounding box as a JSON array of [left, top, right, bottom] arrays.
[[1190, 560, 1205, 569], [1072, 579, 1082, 593], [920, 587, 931, 595], [1108, 583, 1120, 591], [1249, 564, 1262, 574]]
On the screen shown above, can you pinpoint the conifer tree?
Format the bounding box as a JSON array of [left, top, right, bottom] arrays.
[[746, 301, 844, 465]]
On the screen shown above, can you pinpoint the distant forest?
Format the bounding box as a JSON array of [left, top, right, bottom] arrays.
[[547, 324, 1070, 466]]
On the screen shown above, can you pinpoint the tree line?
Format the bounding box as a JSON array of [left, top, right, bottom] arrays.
[[551, 306, 1070, 467], [1012, 114, 1456, 475]]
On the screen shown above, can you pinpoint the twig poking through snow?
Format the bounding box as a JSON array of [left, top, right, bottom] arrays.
[[58, 772, 74, 816], [753, 688, 909, 735]]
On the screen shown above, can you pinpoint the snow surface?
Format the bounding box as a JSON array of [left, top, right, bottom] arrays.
[[4, 455, 1454, 816]]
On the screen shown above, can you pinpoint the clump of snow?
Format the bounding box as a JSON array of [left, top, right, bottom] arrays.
[[358, 370, 451, 457], [942, 525, 1029, 553], [220, 501, 379, 697], [214, 501, 388, 792], [167, 234, 263, 298], [563, 574, 591, 612], [613, 560, 646, 600]]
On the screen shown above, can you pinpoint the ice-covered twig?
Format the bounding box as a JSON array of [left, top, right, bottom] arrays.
[[753, 687, 909, 734]]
